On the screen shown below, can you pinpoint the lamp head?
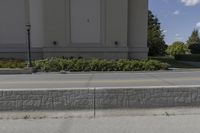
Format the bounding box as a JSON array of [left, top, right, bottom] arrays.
[[26, 24, 31, 30]]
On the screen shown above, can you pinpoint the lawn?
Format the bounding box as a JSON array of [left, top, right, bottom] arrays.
[[150, 57, 200, 69], [0, 59, 26, 68]]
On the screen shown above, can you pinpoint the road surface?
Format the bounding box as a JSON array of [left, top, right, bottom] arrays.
[[0, 70, 200, 89]]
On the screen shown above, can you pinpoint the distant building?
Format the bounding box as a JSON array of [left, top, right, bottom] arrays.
[[0, 0, 148, 59]]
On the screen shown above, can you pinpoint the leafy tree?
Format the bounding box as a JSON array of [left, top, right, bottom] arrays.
[[187, 29, 200, 54], [148, 10, 167, 56], [166, 41, 189, 56]]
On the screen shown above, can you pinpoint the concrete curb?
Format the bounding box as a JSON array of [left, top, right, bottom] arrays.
[[1, 86, 200, 111], [0, 68, 32, 75]]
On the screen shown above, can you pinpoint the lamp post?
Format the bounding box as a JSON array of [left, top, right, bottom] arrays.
[[25, 0, 32, 68], [26, 24, 32, 67]]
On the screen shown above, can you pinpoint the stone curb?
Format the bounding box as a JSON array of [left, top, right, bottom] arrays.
[[0, 68, 32, 75], [1, 86, 200, 111]]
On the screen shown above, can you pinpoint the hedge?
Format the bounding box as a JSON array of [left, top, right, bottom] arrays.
[[175, 54, 200, 62], [33, 57, 169, 72]]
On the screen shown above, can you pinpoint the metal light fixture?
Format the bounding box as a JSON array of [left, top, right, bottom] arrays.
[[26, 24, 32, 67], [25, 0, 32, 68]]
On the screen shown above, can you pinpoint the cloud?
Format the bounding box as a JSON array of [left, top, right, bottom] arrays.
[[180, 0, 200, 6], [163, 30, 168, 33], [196, 22, 200, 33], [173, 10, 180, 15], [175, 33, 183, 41], [175, 33, 180, 37], [196, 22, 200, 29]]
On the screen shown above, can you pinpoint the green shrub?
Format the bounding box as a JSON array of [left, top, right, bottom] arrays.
[[188, 43, 200, 54], [186, 29, 200, 54], [175, 54, 200, 62], [166, 41, 189, 56], [0, 58, 169, 71], [33, 57, 169, 72]]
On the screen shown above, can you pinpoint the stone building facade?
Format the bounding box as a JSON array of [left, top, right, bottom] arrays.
[[0, 0, 148, 59]]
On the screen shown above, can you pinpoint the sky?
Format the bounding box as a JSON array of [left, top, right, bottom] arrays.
[[149, 0, 200, 45]]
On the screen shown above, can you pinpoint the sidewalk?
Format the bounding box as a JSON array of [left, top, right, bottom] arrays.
[[1, 111, 200, 133]]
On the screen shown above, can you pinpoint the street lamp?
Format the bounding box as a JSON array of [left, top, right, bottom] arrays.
[[25, 0, 32, 68], [26, 24, 32, 68]]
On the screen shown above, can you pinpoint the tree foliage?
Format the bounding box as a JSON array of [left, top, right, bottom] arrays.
[[166, 41, 189, 56], [148, 10, 167, 56], [187, 29, 200, 54]]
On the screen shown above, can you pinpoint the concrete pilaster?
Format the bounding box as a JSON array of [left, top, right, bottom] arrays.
[[29, 0, 45, 48], [128, 0, 148, 59]]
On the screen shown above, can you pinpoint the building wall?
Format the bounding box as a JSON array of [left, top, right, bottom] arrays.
[[105, 0, 128, 48], [70, 0, 101, 43], [43, 0, 67, 47], [42, 0, 129, 59], [43, 0, 127, 46], [29, 0, 44, 48], [0, 0, 26, 47], [0, 0, 43, 59], [128, 0, 148, 59], [0, 0, 148, 60]]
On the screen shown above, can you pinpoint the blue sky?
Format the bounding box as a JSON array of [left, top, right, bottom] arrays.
[[149, 0, 200, 45]]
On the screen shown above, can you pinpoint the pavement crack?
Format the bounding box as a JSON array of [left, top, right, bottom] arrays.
[[85, 73, 95, 88], [147, 73, 176, 86]]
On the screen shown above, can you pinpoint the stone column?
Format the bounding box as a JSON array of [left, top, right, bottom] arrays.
[[127, 0, 148, 59]]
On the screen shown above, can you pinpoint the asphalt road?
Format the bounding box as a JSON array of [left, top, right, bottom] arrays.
[[0, 114, 200, 133], [0, 71, 200, 89]]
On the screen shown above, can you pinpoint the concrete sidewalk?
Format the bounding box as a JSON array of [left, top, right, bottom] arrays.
[[1, 112, 200, 133]]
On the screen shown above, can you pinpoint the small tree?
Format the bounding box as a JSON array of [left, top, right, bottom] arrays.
[[166, 41, 189, 56], [148, 10, 167, 56], [187, 29, 200, 54]]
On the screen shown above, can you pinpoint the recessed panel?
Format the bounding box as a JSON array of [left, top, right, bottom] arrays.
[[70, 0, 101, 43], [0, 0, 26, 45]]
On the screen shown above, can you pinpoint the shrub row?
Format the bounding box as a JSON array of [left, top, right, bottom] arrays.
[[175, 54, 200, 62], [33, 57, 169, 72]]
